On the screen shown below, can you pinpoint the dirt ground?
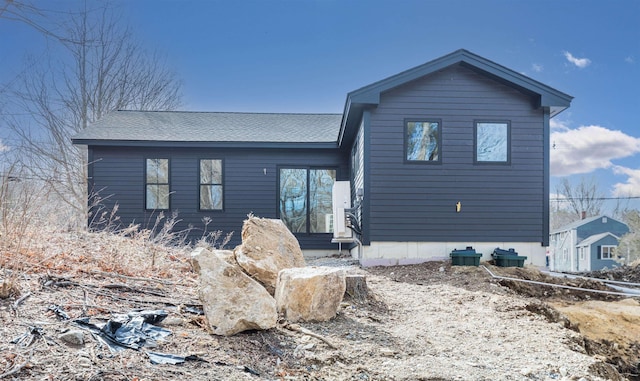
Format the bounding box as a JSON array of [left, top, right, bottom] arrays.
[[1, 232, 639, 380], [367, 260, 640, 380]]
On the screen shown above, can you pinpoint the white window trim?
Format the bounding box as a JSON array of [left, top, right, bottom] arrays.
[[601, 245, 616, 260]]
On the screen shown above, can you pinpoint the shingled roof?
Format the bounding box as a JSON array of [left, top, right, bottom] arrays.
[[72, 110, 342, 148]]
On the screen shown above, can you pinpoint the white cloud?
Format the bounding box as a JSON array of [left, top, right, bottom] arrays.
[[0, 139, 9, 152], [563, 51, 591, 68], [532, 63, 543, 72], [625, 56, 635, 64], [612, 166, 640, 197], [550, 125, 640, 176], [550, 118, 570, 131]]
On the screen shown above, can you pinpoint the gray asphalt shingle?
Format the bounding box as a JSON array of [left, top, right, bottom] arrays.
[[72, 110, 342, 143]]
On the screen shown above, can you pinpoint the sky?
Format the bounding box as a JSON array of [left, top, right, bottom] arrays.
[[1, 0, 639, 209]]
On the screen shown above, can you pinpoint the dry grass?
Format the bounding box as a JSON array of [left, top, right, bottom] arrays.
[[0, 229, 196, 280], [0, 170, 232, 291]]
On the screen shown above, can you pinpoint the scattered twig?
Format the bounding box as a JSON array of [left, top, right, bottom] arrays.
[[12, 291, 31, 308], [41, 274, 78, 288], [283, 323, 337, 349], [66, 303, 122, 314], [0, 350, 32, 379], [82, 289, 88, 316], [40, 275, 197, 307], [80, 285, 200, 307], [86, 270, 180, 285], [100, 283, 168, 297]]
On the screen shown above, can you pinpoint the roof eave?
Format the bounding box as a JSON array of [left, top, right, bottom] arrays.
[[72, 139, 339, 149], [338, 98, 376, 148]]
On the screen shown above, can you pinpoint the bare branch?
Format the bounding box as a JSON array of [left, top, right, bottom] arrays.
[[555, 176, 605, 219], [2, 1, 182, 229]]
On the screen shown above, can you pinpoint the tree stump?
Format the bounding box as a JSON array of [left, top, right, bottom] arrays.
[[344, 274, 368, 303]]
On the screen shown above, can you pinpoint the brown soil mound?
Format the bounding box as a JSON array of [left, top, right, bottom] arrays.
[[584, 263, 640, 283], [494, 267, 622, 301], [552, 299, 640, 379]]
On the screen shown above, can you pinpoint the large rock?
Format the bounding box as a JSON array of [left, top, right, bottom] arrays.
[[234, 216, 306, 294], [191, 246, 236, 273], [191, 247, 277, 336], [275, 266, 346, 322]]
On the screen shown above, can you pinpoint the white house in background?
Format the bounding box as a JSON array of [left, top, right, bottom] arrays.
[[549, 215, 629, 272]]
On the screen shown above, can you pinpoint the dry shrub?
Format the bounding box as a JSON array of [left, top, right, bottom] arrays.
[[0, 226, 197, 280], [196, 216, 234, 249], [0, 167, 46, 298], [0, 277, 20, 299], [0, 164, 233, 287]]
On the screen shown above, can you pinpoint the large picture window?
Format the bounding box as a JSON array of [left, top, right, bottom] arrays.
[[405, 120, 441, 162], [146, 158, 169, 210], [279, 168, 336, 233], [475, 121, 510, 163], [200, 159, 223, 210]]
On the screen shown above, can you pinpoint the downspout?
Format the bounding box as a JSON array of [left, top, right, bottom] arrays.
[[542, 108, 550, 246], [361, 109, 371, 247]]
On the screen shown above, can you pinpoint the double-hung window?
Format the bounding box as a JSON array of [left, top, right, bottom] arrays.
[[200, 159, 223, 210], [146, 158, 169, 210], [600, 245, 616, 260], [279, 168, 336, 233]]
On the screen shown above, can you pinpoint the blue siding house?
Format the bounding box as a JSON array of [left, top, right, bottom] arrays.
[[549, 215, 629, 272], [72, 49, 573, 266]]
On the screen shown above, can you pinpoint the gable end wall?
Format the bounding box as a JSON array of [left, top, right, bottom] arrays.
[[366, 64, 546, 244], [576, 218, 630, 242]]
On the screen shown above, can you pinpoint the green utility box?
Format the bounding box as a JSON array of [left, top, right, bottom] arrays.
[[491, 247, 527, 267], [450, 247, 482, 266], [493, 248, 518, 256], [493, 254, 527, 268]]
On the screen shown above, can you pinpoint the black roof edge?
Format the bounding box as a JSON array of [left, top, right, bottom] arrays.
[[338, 48, 574, 148]]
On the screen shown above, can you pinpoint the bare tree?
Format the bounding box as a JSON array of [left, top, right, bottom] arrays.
[[617, 210, 640, 265], [554, 177, 605, 220], [2, 1, 182, 228], [0, 1, 69, 40], [549, 208, 576, 231]]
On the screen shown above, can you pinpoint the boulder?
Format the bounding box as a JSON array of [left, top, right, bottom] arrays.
[[234, 216, 306, 294], [191, 247, 277, 336], [275, 266, 346, 322], [190, 246, 236, 273]]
